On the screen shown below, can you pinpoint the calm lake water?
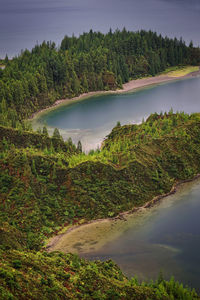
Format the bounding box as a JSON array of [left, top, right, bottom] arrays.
[[40, 76, 200, 290], [82, 178, 200, 291], [37, 76, 200, 151], [39, 76, 200, 290], [1, 0, 200, 58]]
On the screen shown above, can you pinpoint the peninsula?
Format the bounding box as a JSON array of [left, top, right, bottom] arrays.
[[1, 29, 200, 299]]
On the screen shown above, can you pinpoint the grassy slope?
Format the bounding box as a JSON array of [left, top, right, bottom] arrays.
[[163, 65, 199, 77], [1, 112, 200, 298]]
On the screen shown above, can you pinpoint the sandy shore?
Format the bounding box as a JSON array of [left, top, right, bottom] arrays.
[[121, 71, 200, 92], [30, 68, 200, 120], [43, 68, 200, 253], [46, 174, 200, 253]]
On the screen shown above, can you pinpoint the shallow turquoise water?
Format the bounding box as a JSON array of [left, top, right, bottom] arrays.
[[37, 76, 200, 151]]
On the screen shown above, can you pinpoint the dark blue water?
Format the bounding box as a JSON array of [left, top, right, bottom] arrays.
[[1, 0, 200, 58], [37, 76, 200, 151], [83, 179, 200, 291]]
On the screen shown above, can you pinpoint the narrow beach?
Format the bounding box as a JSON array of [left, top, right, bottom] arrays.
[[46, 174, 200, 254], [44, 67, 200, 254], [31, 68, 200, 120]]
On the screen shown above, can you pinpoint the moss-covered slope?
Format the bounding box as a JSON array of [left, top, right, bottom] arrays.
[[0, 250, 199, 300], [1, 112, 200, 250], [1, 112, 200, 298]]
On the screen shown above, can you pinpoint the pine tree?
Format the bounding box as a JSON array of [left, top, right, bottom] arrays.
[[82, 74, 88, 92], [53, 128, 61, 139], [0, 98, 7, 113], [31, 159, 37, 176], [77, 140, 82, 153], [42, 126, 49, 137]]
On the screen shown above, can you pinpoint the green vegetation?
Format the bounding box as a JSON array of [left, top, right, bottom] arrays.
[[0, 29, 200, 129], [68, 111, 200, 168], [0, 250, 199, 300], [0, 29, 200, 298], [164, 65, 199, 77], [1, 112, 200, 297]]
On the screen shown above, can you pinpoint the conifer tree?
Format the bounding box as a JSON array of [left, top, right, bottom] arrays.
[[77, 140, 82, 153], [42, 126, 49, 137], [53, 128, 61, 139]]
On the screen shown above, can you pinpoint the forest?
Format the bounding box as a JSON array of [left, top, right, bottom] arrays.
[[1, 29, 200, 298], [0, 29, 200, 129]]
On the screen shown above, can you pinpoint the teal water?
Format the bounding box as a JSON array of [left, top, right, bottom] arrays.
[[83, 179, 200, 291], [39, 76, 200, 290], [37, 76, 200, 151]]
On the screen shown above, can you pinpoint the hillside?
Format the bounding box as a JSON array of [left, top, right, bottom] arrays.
[[1, 112, 200, 298], [1, 112, 200, 248], [1, 249, 199, 300], [1, 29, 200, 298]]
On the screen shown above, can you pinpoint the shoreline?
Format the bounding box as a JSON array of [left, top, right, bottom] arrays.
[[46, 173, 200, 253], [30, 68, 200, 121]]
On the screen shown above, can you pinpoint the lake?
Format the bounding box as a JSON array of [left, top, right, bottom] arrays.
[[42, 76, 200, 291], [36, 76, 200, 151], [82, 178, 200, 292]]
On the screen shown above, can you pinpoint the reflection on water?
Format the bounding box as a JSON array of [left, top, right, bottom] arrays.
[[35, 76, 200, 151], [80, 179, 200, 291]]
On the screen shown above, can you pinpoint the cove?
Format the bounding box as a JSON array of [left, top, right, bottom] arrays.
[[42, 76, 200, 291], [49, 178, 200, 292], [35, 76, 200, 151], [81, 178, 200, 292]]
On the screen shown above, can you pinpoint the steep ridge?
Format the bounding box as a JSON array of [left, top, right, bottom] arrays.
[[1, 112, 200, 298]]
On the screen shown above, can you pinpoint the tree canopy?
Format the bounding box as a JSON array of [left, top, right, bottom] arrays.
[[0, 29, 199, 129]]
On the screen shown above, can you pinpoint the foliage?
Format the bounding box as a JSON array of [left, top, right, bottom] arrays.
[[0, 29, 200, 128], [1, 112, 200, 253], [0, 250, 199, 300], [0, 113, 200, 297], [1, 28, 200, 297]]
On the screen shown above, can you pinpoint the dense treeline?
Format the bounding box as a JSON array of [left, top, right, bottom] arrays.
[[0, 29, 200, 127]]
